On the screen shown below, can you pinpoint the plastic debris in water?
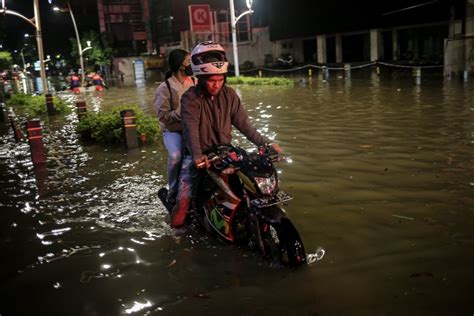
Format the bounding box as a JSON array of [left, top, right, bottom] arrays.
[[306, 247, 326, 264]]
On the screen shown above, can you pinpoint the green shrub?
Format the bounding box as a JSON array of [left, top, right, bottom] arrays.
[[6, 93, 71, 116], [76, 104, 160, 145], [227, 76, 293, 85]]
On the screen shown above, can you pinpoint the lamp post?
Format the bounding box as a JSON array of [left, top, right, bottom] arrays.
[[14, 49, 27, 70], [229, 0, 254, 77], [83, 41, 92, 53], [2, 0, 49, 93], [53, 1, 88, 85]]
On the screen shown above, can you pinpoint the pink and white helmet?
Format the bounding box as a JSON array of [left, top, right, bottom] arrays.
[[191, 41, 228, 76]]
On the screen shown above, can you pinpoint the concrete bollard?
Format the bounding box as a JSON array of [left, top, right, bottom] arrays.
[[45, 94, 56, 115], [140, 133, 147, 146], [120, 109, 138, 149], [0, 82, 5, 101], [13, 77, 20, 94], [9, 113, 23, 142], [33, 164, 49, 197], [344, 64, 351, 79], [25, 120, 46, 164], [413, 67, 421, 85], [322, 66, 329, 81], [0, 102, 5, 123], [412, 67, 421, 77], [258, 69, 262, 78], [444, 65, 452, 80], [463, 70, 469, 81], [75, 101, 87, 120], [308, 68, 312, 78]]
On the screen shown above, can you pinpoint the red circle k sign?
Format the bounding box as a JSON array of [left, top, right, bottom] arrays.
[[189, 5, 212, 32]]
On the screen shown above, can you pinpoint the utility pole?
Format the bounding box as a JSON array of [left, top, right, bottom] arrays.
[[67, 0, 85, 85], [2, 0, 49, 94], [229, 0, 254, 77], [53, 2, 92, 85], [33, 0, 48, 94]]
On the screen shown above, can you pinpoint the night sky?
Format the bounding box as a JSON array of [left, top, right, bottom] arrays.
[[1, 1, 73, 57], [0, 0, 96, 55], [264, 0, 463, 40], [173, 0, 463, 40], [0, 0, 464, 55]]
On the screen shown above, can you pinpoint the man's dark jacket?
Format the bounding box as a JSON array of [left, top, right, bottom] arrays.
[[181, 85, 268, 160]]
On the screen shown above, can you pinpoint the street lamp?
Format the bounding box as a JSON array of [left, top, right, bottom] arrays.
[[14, 49, 27, 70], [229, 0, 254, 77], [53, 1, 87, 85], [2, 0, 49, 93], [82, 41, 92, 54]]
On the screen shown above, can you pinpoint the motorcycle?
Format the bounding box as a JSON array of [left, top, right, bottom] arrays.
[[276, 54, 294, 68], [191, 144, 307, 267]]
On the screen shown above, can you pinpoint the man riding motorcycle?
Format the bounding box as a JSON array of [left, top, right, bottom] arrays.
[[170, 41, 281, 228]]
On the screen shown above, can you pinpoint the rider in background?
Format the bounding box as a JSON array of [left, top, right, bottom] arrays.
[[169, 41, 281, 228], [85, 71, 95, 87], [68, 71, 81, 94], [92, 71, 107, 91], [154, 49, 195, 205]]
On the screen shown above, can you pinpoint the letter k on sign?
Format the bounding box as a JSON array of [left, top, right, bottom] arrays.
[[189, 5, 212, 32]]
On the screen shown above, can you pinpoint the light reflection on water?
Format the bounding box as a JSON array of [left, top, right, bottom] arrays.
[[1, 71, 473, 315]]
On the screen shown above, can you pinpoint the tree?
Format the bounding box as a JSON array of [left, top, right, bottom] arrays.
[[69, 30, 114, 71], [0, 51, 13, 70]]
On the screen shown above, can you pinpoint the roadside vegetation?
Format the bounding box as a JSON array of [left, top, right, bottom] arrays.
[[76, 105, 160, 144], [6, 93, 71, 116], [70, 30, 114, 72], [0, 51, 13, 69], [227, 76, 293, 85]]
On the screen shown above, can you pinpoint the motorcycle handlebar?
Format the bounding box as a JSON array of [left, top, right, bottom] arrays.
[[197, 145, 284, 168], [196, 155, 220, 168]]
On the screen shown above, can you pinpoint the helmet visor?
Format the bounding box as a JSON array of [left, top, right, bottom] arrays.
[[192, 51, 227, 66]]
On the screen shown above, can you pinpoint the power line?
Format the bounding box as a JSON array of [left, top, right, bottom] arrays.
[[381, 0, 439, 16]]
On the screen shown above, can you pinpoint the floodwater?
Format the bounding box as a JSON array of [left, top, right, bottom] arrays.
[[1, 70, 473, 315]]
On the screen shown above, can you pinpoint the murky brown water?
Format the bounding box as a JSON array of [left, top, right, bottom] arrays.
[[1, 70, 473, 315]]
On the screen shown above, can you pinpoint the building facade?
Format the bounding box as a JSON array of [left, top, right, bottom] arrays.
[[92, 0, 471, 76], [97, 0, 152, 56]]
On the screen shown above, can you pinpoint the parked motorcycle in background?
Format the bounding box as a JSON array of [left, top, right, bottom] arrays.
[[276, 54, 294, 68]]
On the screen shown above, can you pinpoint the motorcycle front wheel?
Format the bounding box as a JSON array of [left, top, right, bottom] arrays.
[[261, 215, 307, 267]]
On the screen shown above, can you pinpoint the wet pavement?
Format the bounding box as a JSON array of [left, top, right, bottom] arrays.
[[0, 70, 473, 315]]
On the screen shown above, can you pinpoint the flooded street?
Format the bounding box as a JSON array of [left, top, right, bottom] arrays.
[[1, 70, 473, 315]]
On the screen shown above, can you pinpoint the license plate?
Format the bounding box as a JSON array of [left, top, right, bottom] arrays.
[[250, 191, 293, 208]]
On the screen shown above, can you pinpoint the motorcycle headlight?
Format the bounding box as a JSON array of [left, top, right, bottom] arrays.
[[254, 175, 276, 195]]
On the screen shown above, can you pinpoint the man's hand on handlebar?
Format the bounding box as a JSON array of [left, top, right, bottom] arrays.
[[269, 143, 282, 154], [195, 155, 210, 169], [258, 143, 283, 157]]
